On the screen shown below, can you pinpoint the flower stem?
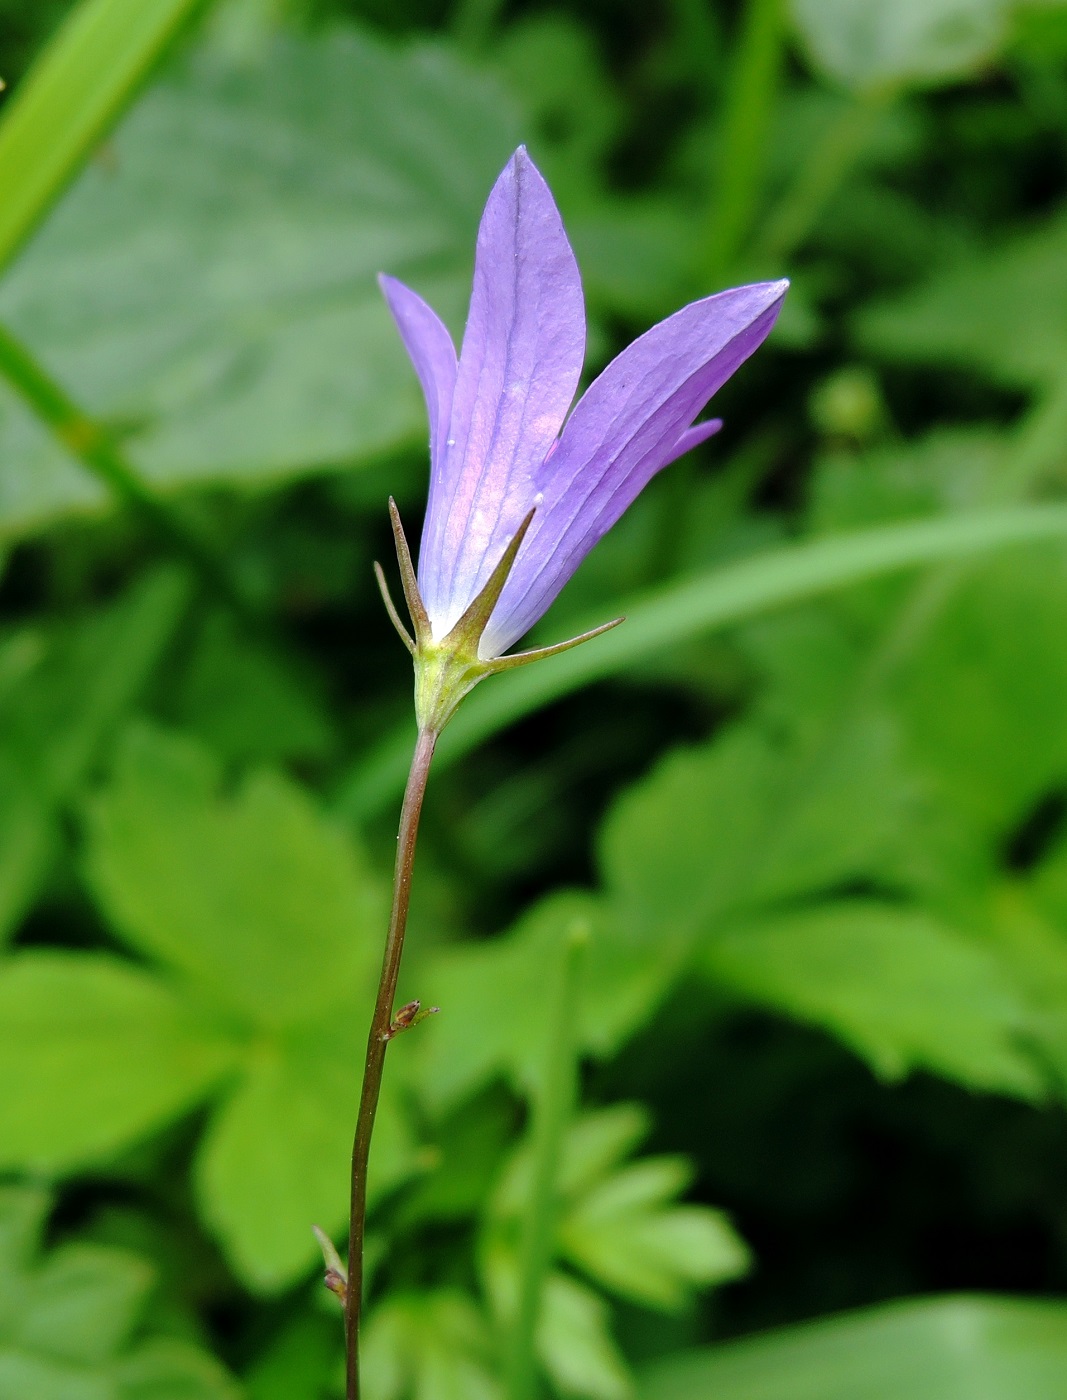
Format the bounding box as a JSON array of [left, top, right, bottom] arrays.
[[345, 725, 438, 1400], [507, 920, 587, 1400]]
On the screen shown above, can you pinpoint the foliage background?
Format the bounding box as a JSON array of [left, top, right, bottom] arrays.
[[3, 0, 1067, 1396]]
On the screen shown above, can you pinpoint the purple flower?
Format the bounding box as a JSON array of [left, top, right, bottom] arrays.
[[378, 148, 786, 728]]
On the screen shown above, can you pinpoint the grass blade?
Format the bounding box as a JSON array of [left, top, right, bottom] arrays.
[[0, 0, 202, 276], [338, 504, 1067, 820]]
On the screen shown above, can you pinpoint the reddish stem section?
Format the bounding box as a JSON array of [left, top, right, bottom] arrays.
[[346, 726, 438, 1400]]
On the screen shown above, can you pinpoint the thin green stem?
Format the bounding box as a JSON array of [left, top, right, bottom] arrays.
[[0, 321, 259, 621], [703, 0, 785, 286], [507, 921, 587, 1400], [754, 83, 895, 267], [346, 725, 438, 1400]]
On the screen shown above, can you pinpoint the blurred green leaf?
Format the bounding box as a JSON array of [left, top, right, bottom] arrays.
[[0, 566, 190, 943], [361, 1290, 501, 1400], [482, 1107, 748, 1400], [0, 26, 522, 535], [0, 724, 413, 1289], [0, 1186, 239, 1400], [537, 1272, 632, 1400], [858, 210, 1067, 392], [171, 612, 334, 766], [83, 724, 413, 1287], [703, 902, 1044, 1095], [789, 0, 1008, 90], [640, 1294, 1067, 1400], [560, 1157, 750, 1311], [0, 0, 201, 274], [85, 724, 381, 1028], [416, 894, 681, 1113], [0, 952, 239, 1172]]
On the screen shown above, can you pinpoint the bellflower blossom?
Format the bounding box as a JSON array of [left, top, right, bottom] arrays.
[[377, 147, 787, 732]]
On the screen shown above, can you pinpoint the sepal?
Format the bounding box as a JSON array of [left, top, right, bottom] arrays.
[[374, 502, 624, 734]]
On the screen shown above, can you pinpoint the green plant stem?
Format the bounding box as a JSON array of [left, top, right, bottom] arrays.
[[507, 922, 586, 1400], [754, 83, 895, 267], [703, 0, 785, 285], [0, 321, 258, 621], [346, 725, 438, 1400]]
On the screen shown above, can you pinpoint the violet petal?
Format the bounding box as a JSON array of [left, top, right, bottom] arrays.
[[418, 147, 586, 636], [379, 274, 457, 480], [481, 280, 787, 655]]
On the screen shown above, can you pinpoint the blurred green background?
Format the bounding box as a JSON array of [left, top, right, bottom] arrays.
[[4, 0, 1067, 1396]]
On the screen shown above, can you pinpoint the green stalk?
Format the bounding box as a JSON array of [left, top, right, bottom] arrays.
[[754, 83, 895, 267], [507, 922, 587, 1400], [346, 726, 438, 1400], [703, 0, 785, 286], [0, 323, 257, 620]]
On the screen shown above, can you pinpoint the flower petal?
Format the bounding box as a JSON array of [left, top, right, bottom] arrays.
[[662, 417, 723, 466], [481, 280, 787, 655], [379, 274, 457, 479], [418, 147, 586, 636]]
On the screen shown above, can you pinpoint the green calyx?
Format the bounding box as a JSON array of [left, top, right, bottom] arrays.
[[375, 499, 623, 735]]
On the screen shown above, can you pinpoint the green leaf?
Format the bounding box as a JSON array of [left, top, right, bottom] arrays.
[[171, 612, 334, 766], [0, 567, 190, 943], [0, 0, 202, 274], [341, 504, 1067, 821], [639, 1294, 1067, 1400], [488, 1108, 749, 1317], [858, 210, 1067, 392], [789, 0, 1008, 90], [85, 723, 383, 1029], [0, 27, 523, 534], [559, 1158, 750, 1311], [245, 1311, 340, 1400], [538, 1273, 632, 1400], [702, 902, 1045, 1097], [601, 715, 915, 944], [80, 724, 413, 1287], [361, 1290, 501, 1400], [0, 1187, 238, 1400], [0, 952, 239, 1173], [0, 725, 414, 1288], [416, 894, 679, 1113], [195, 1019, 414, 1289]]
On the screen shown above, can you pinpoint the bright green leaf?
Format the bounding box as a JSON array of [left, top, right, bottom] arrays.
[[0, 952, 239, 1173], [539, 1273, 632, 1400], [640, 1294, 1067, 1400], [196, 1021, 416, 1291], [85, 723, 384, 1029], [702, 901, 1045, 1096], [361, 1290, 501, 1400]]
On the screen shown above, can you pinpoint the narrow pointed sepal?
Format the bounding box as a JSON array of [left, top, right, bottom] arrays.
[[374, 561, 416, 654], [313, 1225, 348, 1306], [389, 497, 432, 646], [441, 508, 536, 655], [487, 614, 625, 672]]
